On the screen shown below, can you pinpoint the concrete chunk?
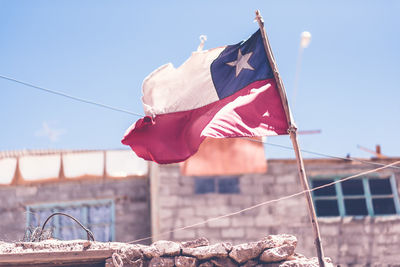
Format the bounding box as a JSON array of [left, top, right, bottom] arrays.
[[142, 240, 180, 258], [148, 256, 175, 267], [229, 241, 264, 264], [261, 234, 297, 250], [182, 242, 232, 260], [175, 256, 198, 267], [181, 237, 210, 248], [260, 244, 295, 263], [210, 257, 237, 267]]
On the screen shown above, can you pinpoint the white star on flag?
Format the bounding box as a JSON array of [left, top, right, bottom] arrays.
[[226, 49, 255, 77]]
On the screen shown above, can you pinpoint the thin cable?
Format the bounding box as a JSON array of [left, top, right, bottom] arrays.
[[244, 137, 400, 170], [128, 160, 400, 243], [0, 74, 143, 117]]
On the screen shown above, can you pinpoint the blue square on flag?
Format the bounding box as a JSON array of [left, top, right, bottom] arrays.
[[211, 30, 274, 99]]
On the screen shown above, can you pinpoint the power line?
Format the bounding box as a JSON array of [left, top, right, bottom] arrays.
[[0, 74, 143, 117]]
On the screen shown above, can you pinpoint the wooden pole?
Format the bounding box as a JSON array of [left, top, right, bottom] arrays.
[[255, 10, 326, 267]]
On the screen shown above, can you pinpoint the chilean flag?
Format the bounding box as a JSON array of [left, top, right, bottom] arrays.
[[122, 30, 289, 164]]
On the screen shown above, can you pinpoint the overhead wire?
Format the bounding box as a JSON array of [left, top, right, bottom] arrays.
[[1, 74, 398, 170], [0, 74, 143, 117]]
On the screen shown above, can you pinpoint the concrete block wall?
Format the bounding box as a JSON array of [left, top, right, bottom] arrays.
[[158, 159, 400, 266], [0, 177, 151, 244], [157, 163, 312, 246]]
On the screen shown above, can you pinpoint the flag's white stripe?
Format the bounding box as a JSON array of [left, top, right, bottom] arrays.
[[142, 46, 226, 116]]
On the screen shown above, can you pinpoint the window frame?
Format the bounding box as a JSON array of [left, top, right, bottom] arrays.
[[26, 198, 115, 241], [309, 174, 400, 217]]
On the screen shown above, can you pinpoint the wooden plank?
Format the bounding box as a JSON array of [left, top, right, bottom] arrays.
[[0, 249, 113, 265]]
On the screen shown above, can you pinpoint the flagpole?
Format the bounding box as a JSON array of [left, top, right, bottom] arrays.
[[255, 10, 326, 267]]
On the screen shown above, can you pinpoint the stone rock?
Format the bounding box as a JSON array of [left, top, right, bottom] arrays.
[[276, 254, 334, 267], [229, 241, 264, 264], [261, 234, 297, 250], [260, 263, 281, 267], [241, 259, 259, 267], [175, 256, 198, 267], [125, 258, 145, 267], [153, 240, 181, 256], [142, 240, 181, 258], [119, 245, 143, 262], [210, 257, 237, 267], [198, 261, 214, 267], [181, 237, 210, 248], [182, 242, 232, 260], [148, 257, 175, 267], [142, 246, 161, 259], [262, 254, 334, 267], [259, 244, 295, 263]]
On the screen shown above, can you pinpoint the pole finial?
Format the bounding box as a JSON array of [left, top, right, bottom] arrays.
[[255, 10, 263, 23]]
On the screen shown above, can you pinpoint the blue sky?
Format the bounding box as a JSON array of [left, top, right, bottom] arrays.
[[1, 1, 399, 159]]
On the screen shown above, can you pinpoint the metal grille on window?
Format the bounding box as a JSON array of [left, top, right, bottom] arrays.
[[26, 199, 115, 242]]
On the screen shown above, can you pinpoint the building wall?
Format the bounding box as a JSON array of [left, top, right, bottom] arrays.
[[0, 177, 151, 244], [1, 155, 399, 266], [157, 159, 400, 266]]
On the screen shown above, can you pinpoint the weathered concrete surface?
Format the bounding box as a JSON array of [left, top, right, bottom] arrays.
[[142, 240, 181, 258], [182, 242, 232, 260], [260, 244, 296, 263], [175, 256, 198, 267]]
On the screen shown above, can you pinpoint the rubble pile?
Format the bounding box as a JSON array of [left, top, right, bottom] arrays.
[[0, 234, 333, 266]]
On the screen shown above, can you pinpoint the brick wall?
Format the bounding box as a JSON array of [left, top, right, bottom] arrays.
[[0, 177, 151, 244], [157, 159, 400, 266]]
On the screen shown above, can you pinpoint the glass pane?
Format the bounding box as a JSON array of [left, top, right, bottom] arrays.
[[312, 179, 336, 196], [58, 206, 85, 240], [59, 224, 85, 240], [369, 178, 392, 195], [315, 199, 339, 216], [194, 178, 215, 194], [342, 179, 364, 195], [59, 206, 83, 227], [344, 199, 368, 216], [89, 204, 111, 224], [218, 177, 240, 194], [36, 209, 54, 227], [28, 211, 39, 227], [373, 198, 396, 215], [91, 225, 111, 242]]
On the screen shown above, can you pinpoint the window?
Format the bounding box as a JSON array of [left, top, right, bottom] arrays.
[[195, 176, 240, 194], [26, 199, 115, 242], [310, 175, 400, 217]]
